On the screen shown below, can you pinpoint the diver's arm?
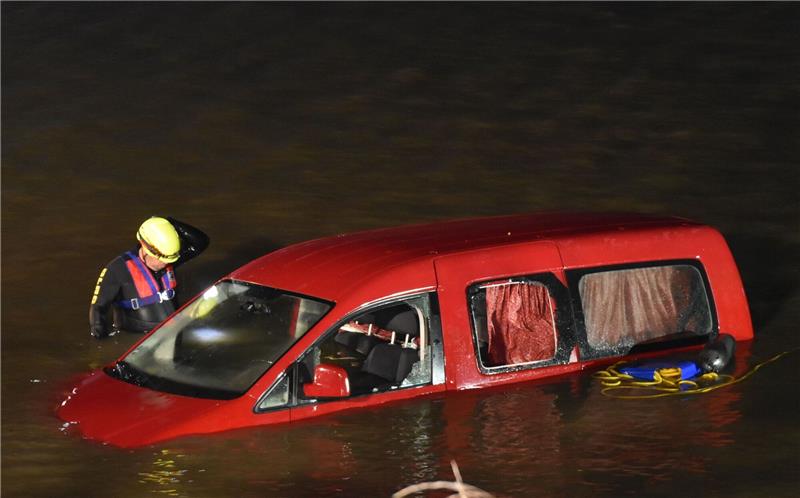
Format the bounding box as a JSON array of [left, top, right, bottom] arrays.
[[89, 264, 122, 339], [166, 217, 210, 266]]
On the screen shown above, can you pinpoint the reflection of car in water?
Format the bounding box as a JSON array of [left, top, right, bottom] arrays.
[[57, 213, 754, 447]]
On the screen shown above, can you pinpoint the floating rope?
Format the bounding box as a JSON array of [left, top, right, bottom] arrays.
[[593, 349, 797, 399], [392, 460, 494, 498]]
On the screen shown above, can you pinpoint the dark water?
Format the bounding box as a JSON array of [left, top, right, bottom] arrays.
[[2, 3, 799, 497]]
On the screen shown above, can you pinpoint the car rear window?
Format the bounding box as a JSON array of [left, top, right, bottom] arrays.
[[577, 264, 713, 351]]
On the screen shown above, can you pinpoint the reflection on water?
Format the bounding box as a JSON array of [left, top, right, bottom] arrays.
[[5, 339, 800, 497], [138, 449, 186, 497], [3, 2, 799, 498], [119, 370, 760, 498]]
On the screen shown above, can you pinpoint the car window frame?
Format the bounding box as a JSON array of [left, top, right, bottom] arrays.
[[468, 271, 576, 375], [253, 371, 291, 413]]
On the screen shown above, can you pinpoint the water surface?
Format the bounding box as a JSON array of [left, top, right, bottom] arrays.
[[2, 4, 799, 497]]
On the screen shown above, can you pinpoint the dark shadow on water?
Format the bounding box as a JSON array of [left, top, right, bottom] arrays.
[[541, 375, 593, 422], [726, 233, 799, 332]]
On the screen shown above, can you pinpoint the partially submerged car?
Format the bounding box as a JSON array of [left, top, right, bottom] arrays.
[[57, 213, 753, 447]]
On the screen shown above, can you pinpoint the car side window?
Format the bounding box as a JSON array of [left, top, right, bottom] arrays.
[[255, 373, 290, 411], [297, 296, 434, 400], [470, 278, 560, 370], [571, 262, 714, 358]]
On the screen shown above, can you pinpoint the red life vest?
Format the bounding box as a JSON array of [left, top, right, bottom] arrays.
[[117, 251, 177, 310]]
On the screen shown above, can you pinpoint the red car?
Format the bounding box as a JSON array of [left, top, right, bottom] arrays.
[[57, 213, 753, 447]]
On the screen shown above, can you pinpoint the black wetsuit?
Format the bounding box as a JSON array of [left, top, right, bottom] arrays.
[[89, 218, 209, 338]]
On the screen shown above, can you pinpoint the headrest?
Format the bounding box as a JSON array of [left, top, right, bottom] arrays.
[[383, 309, 419, 337]]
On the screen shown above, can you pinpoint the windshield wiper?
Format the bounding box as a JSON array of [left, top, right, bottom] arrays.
[[106, 360, 151, 388], [105, 360, 242, 399]]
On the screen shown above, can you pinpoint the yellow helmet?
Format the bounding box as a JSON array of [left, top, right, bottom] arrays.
[[137, 217, 181, 263]]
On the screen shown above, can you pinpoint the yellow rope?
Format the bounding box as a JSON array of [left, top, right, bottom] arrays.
[[593, 349, 797, 399]]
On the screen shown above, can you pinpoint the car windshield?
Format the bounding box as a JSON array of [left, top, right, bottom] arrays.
[[111, 280, 332, 399]]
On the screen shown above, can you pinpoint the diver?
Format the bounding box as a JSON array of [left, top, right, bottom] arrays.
[[89, 216, 209, 339]]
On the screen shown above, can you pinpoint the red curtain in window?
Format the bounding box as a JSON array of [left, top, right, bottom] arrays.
[[486, 283, 556, 366]]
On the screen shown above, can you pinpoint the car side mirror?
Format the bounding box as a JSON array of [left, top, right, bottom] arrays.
[[302, 364, 350, 399]]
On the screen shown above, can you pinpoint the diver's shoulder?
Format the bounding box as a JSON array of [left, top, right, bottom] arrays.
[[105, 249, 138, 269]]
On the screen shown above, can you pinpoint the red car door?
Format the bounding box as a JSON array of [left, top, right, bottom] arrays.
[[434, 240, 582, 390]]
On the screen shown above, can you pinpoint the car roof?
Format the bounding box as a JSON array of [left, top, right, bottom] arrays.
[[231, 212, 699, 303]]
